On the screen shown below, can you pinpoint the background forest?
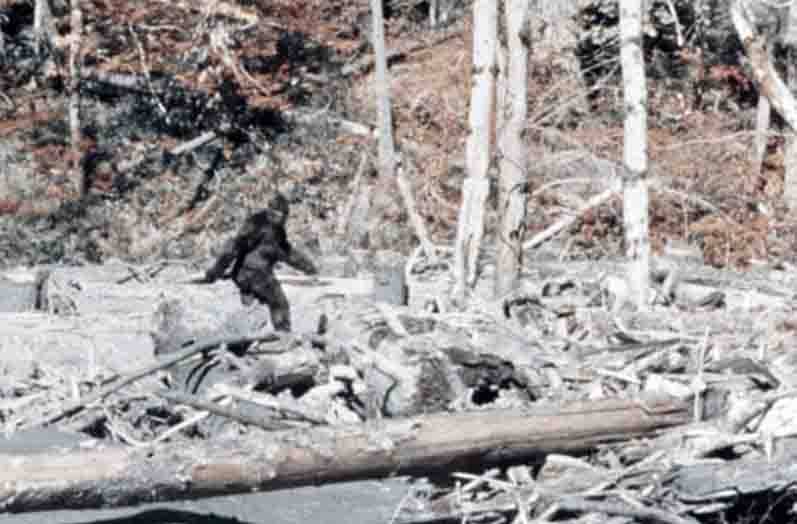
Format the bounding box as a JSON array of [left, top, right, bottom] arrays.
[[0, 0, 794, 275]]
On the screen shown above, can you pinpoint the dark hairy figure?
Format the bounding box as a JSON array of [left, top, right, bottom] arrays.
[[204, 193, 318, 332]]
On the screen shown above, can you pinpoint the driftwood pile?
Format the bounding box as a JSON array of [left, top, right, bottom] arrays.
[[2, 249, 797, 523]]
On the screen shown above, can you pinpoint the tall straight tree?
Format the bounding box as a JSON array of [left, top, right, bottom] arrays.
[[451, 0, 498, 304], [68, 0, 85, 198], [367, 0, 433, 253], [619, 0, 650, 309], [367, 0, 398, 243], [494, 0, 530, 298]]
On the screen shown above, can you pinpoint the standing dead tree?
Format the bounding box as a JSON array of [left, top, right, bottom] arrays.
[[366, 0, 396, 247], [68, 0, 85, 198], [620, 0, 651, 309], [33, 0, 55, 56], [494, 0, 531, 298], [731, 0, 797, 208], [451, 0, 498, 305], [367, 0, 433, 253], [732, 0, 797, 209]]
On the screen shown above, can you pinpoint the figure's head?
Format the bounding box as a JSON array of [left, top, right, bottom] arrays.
[[268, 192, 290, 225]]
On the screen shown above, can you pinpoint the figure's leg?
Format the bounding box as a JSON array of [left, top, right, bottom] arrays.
[[233, 273, 256, 306], [254, 274, 291, 332]]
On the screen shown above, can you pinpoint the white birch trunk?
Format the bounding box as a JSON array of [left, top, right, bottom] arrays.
[[33, 0, 54, 55], [68, 0, 84, 197], [451, 0, 498, 304], [367, 0, 431, 251], [620, 0, 651, 309], [369, 0, 396, 210], [495, 0, 530, 298]]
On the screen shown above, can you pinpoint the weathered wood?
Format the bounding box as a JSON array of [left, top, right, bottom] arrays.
[[0, 271, 41, 312], [38, 333, 284, 427], [0, 395, 692, 514], [667, 455, 797, 505]]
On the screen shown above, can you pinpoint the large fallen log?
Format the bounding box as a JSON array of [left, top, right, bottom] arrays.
[[0, 395, 693, 514]]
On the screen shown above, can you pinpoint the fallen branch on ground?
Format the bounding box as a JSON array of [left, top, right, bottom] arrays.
[[35, 333, 284, 427], [2, 395, 693, 514]]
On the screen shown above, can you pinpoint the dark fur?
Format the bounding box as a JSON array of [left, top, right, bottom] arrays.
[[205, 194, 318, 331]]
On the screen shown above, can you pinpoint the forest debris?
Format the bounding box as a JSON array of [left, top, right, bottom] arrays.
[[35, 333, 285, 428], [666, 455, 797, 504], [156, 390, 297, 431], [0, 394, 693, 514]]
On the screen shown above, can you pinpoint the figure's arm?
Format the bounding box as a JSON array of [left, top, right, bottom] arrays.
[[283, 245, 319, 275], [204, 219, 258, 282]]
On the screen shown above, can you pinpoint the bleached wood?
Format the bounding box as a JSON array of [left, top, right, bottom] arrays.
[[366, 0, 398, 243], [753, 76, 771, 178], [367, 0, 431, 252], [620, 0, 651, 309], [451, 0, 498, 304], [33, 0, 55, 55], [495, 0, 530, 298], [522, 186, 618, 250], [0, 395, 692, 513], [68, 0, 84, 196]]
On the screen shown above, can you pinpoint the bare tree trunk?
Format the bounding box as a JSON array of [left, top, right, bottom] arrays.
[[68, 0, 85, 198], [451, 0, 498, 305], [396, 161, 435, 255], [337, 152, 370, 249], [367, 0, 432, 252], [753, 55, 771, 178], [1, 396, 693, 514], [366, 0, 397, 246], [785, 134, 797, 206], [732, 0, 797, 209], [620, 0, 651, 309], [429, 0, 439, 27], [495, 0, 530, 298], [33, 0, 54, 55], [786, 47, 797, 207]]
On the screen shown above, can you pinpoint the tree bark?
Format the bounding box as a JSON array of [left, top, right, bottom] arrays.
[[753, 64, 771, 178], [366, 0, 398, 245], [367, 0, 432, 252], [451, 0, 498, 304], [33, 0, 55, 55], [0, 395, 693, 514], [68, 0, 85, 198], [732, 0, 797, 209], [495, 0, 530, 298], [620, 0, 651, 309]]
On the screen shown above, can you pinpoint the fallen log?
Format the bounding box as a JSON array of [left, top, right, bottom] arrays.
[[0, 395, 693, 514]]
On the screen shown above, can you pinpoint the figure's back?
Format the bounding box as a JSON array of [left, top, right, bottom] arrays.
[[236, 209, 290, 276]]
